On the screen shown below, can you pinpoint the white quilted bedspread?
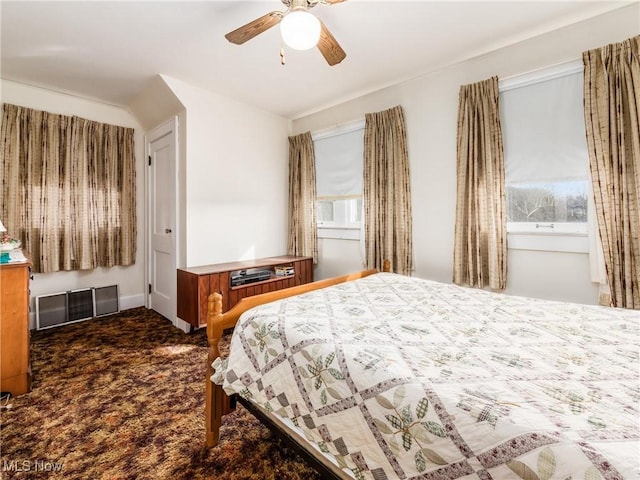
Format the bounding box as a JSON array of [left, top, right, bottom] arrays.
[[217, 273, 640, 480]]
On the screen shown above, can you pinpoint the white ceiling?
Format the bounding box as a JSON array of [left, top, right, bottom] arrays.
[[0, 1, 632, 119]]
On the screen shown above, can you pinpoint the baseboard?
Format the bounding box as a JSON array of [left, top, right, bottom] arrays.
[[174, 317, 192, 334], [119, 294, 145, 311], [28, 293, 191, 334]]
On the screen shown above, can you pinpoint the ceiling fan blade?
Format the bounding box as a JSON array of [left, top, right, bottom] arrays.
[[323, 0, 348, 4], [225, 12, 282, 45], [317, 20, 346, 66]]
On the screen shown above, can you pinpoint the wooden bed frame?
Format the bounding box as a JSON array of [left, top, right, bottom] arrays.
[[205, 263, 391, 449]]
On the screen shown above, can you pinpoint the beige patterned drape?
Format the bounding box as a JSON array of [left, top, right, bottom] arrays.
[[583, 36, 640, 309], [287, 132, 318, 263], [0, 103, 136, 273], [363, 105, 413, 275], [453, 77, 507, 290]]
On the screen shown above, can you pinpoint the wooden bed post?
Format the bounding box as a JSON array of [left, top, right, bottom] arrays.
[[205, 292, 226, 447], [204, 266, 381, 448]]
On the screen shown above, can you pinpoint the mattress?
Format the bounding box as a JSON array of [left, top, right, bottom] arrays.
[[214, 272, 639, 479]]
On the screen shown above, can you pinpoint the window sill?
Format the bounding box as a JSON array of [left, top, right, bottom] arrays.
[[507, 232, 588, 253], [318, 227, 360, 241]]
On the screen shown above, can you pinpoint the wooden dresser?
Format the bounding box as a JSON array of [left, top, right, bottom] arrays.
[[0, 253, 32, 396], [177, 255, 313, 329]]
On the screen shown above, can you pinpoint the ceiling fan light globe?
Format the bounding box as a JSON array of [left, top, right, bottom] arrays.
[[280, 11, 321, 51]]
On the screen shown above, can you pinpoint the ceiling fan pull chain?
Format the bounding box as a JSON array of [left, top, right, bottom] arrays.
[[280, 46, 286, 65]]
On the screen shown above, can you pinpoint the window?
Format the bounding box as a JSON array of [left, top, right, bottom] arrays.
[[499, 62, 589, 252], [1, 103, 137, 273], [317, 197, 362, 226], [313, 121, 364, 240]]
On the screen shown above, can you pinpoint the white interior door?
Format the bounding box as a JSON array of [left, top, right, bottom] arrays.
[[148, 119, 177, 323]]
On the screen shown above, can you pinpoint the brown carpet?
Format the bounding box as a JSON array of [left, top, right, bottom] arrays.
[[0, 307, 322, 480]]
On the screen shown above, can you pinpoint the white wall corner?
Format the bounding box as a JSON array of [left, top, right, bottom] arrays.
[[127, 75, 185, 131]]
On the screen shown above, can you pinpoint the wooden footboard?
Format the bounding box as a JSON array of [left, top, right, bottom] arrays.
[[205, 264, 388, 447]]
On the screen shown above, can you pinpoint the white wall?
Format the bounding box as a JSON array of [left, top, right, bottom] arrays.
[[1, 74, 290, 330], [315, 238, 363, 281], [292, 5, 639, 304], [0, 80, 147, 326], [161, 76, 291, 268], [127, 75, 184, 132]]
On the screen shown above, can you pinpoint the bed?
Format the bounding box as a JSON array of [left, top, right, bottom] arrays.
[[205, 268, 639, 480]]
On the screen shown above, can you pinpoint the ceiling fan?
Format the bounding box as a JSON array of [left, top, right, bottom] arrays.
[[225, 0, 347, 66]]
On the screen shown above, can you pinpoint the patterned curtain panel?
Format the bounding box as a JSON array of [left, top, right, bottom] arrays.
[[363, 105, 413, 275], [453, 77, 507, 290], [287, 132, 318, 264], [0, 103, 136, 273], [583, 35, 640, 309]]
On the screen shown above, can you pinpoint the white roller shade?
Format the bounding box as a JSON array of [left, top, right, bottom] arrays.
[[314, 125, 364, 197], [500, 69, 589, 184]]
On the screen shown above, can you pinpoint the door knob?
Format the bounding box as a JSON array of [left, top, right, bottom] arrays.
[[165, 228, 172, 234]]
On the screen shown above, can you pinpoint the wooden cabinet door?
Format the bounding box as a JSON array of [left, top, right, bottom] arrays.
[[0, 262, 31, 396]]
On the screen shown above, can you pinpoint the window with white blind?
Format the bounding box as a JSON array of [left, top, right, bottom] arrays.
[[313, 120, 364, 240], [499, 62, 590, 252]]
